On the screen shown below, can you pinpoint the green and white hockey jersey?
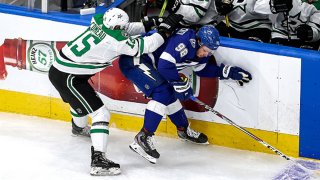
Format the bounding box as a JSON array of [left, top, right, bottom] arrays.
[[226, 0, 271, 32], [172, 0, 224, 26], [53, 14, 164, 75], [254, 0, 320, 41]]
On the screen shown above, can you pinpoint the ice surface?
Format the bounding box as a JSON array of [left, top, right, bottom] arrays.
[[0, 112, 296, 180]]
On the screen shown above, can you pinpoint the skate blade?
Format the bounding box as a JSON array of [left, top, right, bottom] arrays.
[[179, 138, 209, 145], [71, 133, 80, 137], [71, 132, 90, 137], [90, 167, 121, 176], [129, 142, 157, 164]]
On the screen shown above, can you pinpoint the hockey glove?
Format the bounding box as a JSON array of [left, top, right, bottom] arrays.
[[142, 16, 164, 32], [83, 0, 97, 8], [270, 0, 293, 13], [171, 77, 193, 101], [296, 24, 313, 41], [157, 13, 184, 40], [215, 0, 234, 15], [220, 64, 252, 86]]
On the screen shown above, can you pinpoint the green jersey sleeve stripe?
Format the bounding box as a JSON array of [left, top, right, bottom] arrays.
[[230, 21, 271, 30], [139, 37, 144, 56], [133, 39, 139, 57], [229, 18, 271, 26], [194, 7, 205, 18], [272, 28, 288, 36], [56, 57, 110, 69]]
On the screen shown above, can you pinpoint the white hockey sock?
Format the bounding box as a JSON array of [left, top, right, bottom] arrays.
[[89, 106, 110, 152], [70, 108, 88, 128]]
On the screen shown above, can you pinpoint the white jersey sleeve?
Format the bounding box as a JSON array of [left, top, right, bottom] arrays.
[[171, 0, 223, 26], [124, 22, 165, 55], [116, 32, 164, 57], [198, 0, 224, 25], [125, 22, 146, 36], [227, 0, 271, 32], [54, 14, 164, 75], [308, 10, 320, 42], [173, 0, 211, 25], [253, 0, 273, 15], [254, 0, 320, 40]]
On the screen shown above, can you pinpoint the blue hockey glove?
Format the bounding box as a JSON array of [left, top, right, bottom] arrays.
[[171, 77, 193, 101], [220, 63, 252, 86]]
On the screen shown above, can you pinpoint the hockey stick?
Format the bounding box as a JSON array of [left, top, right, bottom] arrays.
[[190, 96, 320, 177], [225, 15, 231, 38], [159, 0, 168, 17]]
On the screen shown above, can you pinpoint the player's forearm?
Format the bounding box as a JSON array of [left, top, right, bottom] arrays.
[[126, 22, 146, 36], [308, 12, 320, 41], [141, 33, 165, 54], [195, 64, 221, 78]]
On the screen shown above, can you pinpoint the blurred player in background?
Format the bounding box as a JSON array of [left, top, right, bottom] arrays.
[[214, 0, 272, 43], [153, 0, 320, 49], [153, 0, 271, 43], [254, 0, 320, 50]]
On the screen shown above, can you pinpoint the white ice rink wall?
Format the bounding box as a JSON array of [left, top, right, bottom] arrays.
[[0, 3, 319, 160]]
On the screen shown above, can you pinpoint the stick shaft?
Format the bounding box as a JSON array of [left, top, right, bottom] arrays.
[[159, 0, 168, 17], [190, 96, 291, 161]]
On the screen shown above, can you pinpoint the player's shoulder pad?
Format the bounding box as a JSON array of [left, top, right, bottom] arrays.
[[170, 28, 196, 44], [176, 28, 197, 49], [175, 28, 196, 36], [92, 14, 104, 25]]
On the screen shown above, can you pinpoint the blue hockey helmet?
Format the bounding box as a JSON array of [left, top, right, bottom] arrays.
[[196, 25, 220, 51]]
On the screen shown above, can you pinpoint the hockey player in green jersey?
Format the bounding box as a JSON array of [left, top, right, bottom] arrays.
[[254, 0, 320, 50], [48, 8, 182, 176], [154, 0, 272, 42]]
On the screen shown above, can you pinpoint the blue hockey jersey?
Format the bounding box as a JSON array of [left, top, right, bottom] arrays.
[[144, 28, 221, 83]]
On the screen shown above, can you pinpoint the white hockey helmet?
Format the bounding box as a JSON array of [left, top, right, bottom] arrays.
[[103, 8, 129, 30]]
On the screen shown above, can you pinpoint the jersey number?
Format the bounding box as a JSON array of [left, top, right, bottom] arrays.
[[125, 38, 136, 49], [67, 31, 100, 57], [175, 43, 188, 57]]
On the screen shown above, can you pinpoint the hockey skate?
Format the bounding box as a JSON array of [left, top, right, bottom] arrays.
[[71, 119, 90, 137], [129, 129, 160, 164], [177, 126, 209, 144], [90, 146, 121, 176]]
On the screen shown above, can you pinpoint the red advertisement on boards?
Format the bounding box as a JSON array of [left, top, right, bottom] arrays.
[[0, 38, 218, 112]]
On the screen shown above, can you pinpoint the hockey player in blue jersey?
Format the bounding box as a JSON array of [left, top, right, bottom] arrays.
[[118, 25, 252, 163]]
